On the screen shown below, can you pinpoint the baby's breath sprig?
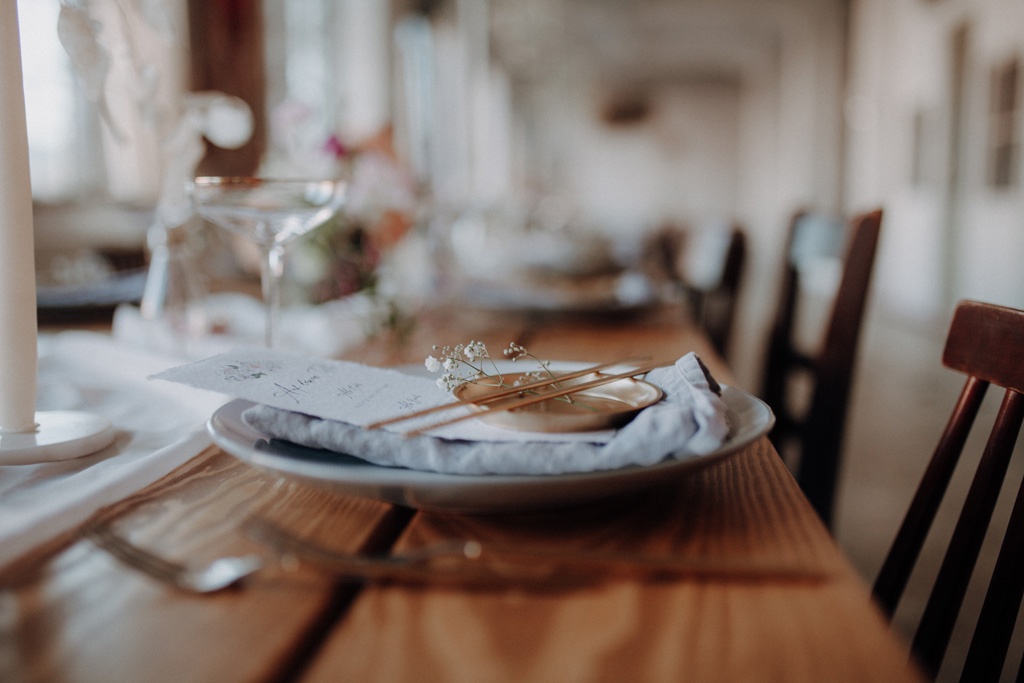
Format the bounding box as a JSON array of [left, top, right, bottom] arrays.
[[424, 341, 593, 409], [424, 340, 557, 393], [425, 340, 504, 392], [503, 342, 559, 388]]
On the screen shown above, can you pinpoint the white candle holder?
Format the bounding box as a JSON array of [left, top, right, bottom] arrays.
[[0, 413, 115, 466], [1, 4, 114, 466]]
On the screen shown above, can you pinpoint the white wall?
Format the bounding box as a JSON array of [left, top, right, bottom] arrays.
[[562, 79, 742, 233], [845, 0, 1024, 325], [495, 0, 849, 389]]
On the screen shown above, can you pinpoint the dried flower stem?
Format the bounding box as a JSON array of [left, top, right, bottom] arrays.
[[425, 341, 595, 409]]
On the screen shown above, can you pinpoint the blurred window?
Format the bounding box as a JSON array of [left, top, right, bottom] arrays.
[[19, 0, 388, 203], [18, 0, 101, 202]]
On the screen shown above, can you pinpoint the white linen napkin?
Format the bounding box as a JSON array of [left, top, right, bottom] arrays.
[[0, 332, 226, 569], [241, 352, 730, 476], [112, 292, 383, 360]]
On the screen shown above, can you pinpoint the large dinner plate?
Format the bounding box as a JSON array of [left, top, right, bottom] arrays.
[[207, 385, 774, 514]]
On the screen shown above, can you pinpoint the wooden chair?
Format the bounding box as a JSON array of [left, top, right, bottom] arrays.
[[674, 222, 747, 359], [760, 209, 883, 528], [873, 300, 1024, 682]]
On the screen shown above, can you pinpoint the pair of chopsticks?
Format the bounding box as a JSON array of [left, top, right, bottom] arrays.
[[368, 356, 667, 437]]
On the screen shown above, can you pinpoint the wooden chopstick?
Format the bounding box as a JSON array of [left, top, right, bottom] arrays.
[[365, 356, 650, 430], [404, 360, 668, 437]]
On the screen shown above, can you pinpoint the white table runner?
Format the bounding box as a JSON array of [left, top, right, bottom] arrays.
[[0, 332, 226, 569]]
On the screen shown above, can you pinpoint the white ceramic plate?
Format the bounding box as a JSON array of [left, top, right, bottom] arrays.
[[207, 385, 774, 514]]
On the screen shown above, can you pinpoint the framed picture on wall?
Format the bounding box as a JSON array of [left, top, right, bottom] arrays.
[[988, 56, 1019, 188]]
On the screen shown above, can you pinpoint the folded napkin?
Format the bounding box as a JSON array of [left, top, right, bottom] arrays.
[[0, 332, 225, 569], [241, 352, 730, 476], [112, 292, 379, 360]]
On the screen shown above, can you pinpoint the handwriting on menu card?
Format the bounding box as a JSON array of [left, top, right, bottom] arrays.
[[153, 349, 442, 426], [150, 349, 614, 443]]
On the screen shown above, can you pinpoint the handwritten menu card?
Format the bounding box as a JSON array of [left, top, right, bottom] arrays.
[[151, 349, 614, 443]]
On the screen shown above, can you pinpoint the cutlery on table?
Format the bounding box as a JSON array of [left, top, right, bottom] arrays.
[[83, 517, 830, 594], [365, 356, 652, 430], [84, 520, 265, 593]]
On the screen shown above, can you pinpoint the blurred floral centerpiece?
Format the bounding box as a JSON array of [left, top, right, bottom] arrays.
[[260, 102, 419, 308]]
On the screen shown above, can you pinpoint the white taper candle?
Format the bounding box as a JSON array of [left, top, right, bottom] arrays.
[[0, 1, 39, 434]]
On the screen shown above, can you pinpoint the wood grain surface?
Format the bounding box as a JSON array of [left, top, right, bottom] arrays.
[[0, 448, 405, 683], [521, 306, 722, 378], [300, 441, 922, 682], [341, 305, 535, 368]]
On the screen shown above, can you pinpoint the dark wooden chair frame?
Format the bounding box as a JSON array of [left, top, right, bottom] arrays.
[[873, 300, 1024, 682], [681, 226, 746, 359], [761, 209, 883, 528]]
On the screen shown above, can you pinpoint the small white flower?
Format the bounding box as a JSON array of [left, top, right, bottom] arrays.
[[504, 342, 527, 360], [464, 340, 487, 362], [425, 356, 441, 373], [443, 358, 456, 371], [437, 373, 461, 392]]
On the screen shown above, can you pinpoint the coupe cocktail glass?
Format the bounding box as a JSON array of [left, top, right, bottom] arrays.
[[188, 177, 347, 347]]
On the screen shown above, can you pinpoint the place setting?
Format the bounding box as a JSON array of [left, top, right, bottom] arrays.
[[436, 198, 668, 317], [152, 341, 775, 514]]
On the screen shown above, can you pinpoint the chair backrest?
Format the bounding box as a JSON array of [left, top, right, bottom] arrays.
[[761, 209, 883, 528], [676, 222, 747, 358], [873, 300, 1024, 682]]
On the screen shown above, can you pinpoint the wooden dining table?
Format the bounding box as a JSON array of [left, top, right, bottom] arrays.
[[1, 302, 925, 683]]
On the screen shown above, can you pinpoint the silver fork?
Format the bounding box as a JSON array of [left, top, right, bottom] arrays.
[[82, 518, 484, 593], [84, 521, 265, 593]]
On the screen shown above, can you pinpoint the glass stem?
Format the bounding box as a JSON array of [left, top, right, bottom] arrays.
[[260, 242, 286, 348]]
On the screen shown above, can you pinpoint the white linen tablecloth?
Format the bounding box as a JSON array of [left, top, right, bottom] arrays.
[[0, 332, 226, 569]]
